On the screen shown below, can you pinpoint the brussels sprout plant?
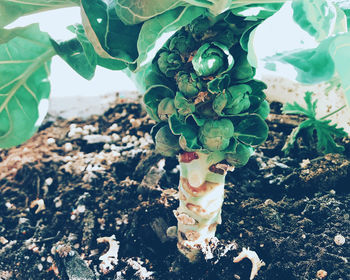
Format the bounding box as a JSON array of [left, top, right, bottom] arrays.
[[143, 15, 269, 261], [1, 0, 350, 276]]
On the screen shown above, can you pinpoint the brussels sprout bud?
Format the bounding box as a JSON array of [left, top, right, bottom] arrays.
[[157, 49, 183, 77], [188, 15, 211, 37], [199, 119, 234, 151], [168, 30, 196, 54], [225, 84, 251, 115], [176, 71, 203, 98], [192, 42, 234, 77], [158, 98, 176, 121], [155, 125, 181, 157]]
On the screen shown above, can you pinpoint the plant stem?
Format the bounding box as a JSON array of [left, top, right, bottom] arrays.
[[320, 105, 346, 120], [175, 151, 229, 261]]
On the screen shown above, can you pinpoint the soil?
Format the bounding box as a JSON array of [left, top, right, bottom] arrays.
[[0, 97, 349, 280]]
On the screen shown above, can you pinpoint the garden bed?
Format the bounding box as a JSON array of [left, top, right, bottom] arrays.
[[0, 97, 349, 280]]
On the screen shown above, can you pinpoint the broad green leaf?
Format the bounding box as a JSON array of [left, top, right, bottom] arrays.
[[263, 38, 335, 84], [234, 114, 268, 146], [81, 0, 142, 69], [225, 142, 253, 168], [51, 37, 96, 80], [115, 0, 185, 25], [292, 0, 336, 42], [0, 24, 55, 148], [69, 24, 126, 71], [137, 6, 206, 68], [0, 0, 78, 28], [328, 33, 350, 107]]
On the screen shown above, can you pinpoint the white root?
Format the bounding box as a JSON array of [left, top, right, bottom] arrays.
[[233, 247, 265, 280], [97, 234, 120, 274]]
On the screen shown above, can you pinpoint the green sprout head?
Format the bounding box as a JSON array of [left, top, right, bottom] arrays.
[[156, 49, 183, 78], [192, 42, 234, 77], [199, 118, 234, 151], [158, 98, 176, 121], [168, 30, 196, 55], [176, 71, 203, 98]]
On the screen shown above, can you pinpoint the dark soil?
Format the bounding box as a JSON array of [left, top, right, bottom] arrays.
[[0, 97, 349, 280]]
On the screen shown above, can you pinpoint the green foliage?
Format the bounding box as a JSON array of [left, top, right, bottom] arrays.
[[292, 0, 336, 42], [233, 114, 268, 146], [143, 16, 269, 166], [0, 0, 78, 28], [282, 91, 347, 154], [1, 0, 350, 153], [0, 24, 54, 148], [51, 37, 96, 80], [81, 0, 141, 70]]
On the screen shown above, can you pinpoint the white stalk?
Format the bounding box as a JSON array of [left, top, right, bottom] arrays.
[[175, 151, 232, 262]]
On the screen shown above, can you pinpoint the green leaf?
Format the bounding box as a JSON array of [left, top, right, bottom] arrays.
[[81, 0, 142, 69], [292, 0, 336, 42], [282, 119, 313, 154], [174, 91, 195, 116], [213, 92, 227, 116], [137, 6, 206, 68], [169, 113, 201, 150], [282, 91, 316, 118], [154, 124, 181, 157], [51, 37, 96, 80], [282, 91, 347, 155], [144, 84, 175, 122], [0, 24, 55, 148], [69, 24, 126, 71], [315, 119, 347, 154], [207, 74, 230, 94], [263, 38, 335, 84], [225, 142, 254, 168], [234, 114, 268, 146], [0, 0, 78, 28], [115, 0, 185, 25]]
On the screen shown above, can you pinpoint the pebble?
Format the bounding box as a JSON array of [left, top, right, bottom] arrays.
[[334, 234, 345, 246], [37, 263, 43, 271], [45, 177, 53, 186], [316, 269, 327, 279], [47, 138, 55, 145], [103, 143, 110, 150], [64, 142, 73, 152]]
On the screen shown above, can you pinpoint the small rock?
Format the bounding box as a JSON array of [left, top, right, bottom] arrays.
[[334, 234, 345, 246], [316, 269, 327, 279], [47, 138, 55, 145]]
